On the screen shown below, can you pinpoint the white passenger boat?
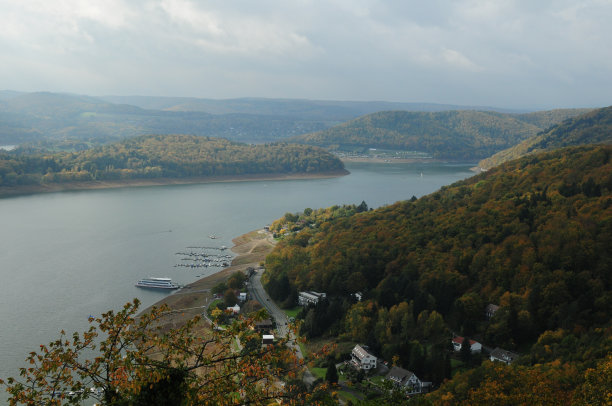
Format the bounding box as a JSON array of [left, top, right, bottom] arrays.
[[135, 277, 180, 290]]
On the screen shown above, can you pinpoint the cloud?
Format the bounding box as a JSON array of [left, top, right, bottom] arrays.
[[156, 0, 318, 57], [0, 0, 611, 108], [440, 48, 483, 72]]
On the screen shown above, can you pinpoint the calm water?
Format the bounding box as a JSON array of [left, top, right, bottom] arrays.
[[0, 161, 474, 388]]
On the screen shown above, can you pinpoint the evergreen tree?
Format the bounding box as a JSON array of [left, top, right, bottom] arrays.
[[325, 360, 339, 384]]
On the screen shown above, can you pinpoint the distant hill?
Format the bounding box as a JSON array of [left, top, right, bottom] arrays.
[[289, 109, 590, 160], [514, 108, 594, 129], [479, 106, 612, 169], [0, 134, 345, 193], [0, 91, 533, 147], [0, 92, 335, 145], [100, 95, 522, 118]]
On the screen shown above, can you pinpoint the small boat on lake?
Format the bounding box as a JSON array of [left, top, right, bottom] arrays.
[[135, 277, 179, 290]]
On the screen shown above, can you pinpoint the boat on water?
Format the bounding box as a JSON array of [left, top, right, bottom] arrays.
[[135, 277, 180, 290]]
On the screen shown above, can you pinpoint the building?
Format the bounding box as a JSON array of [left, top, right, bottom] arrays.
[[452, 336, 482, 353], [262, 334, 274, 345], [490, 348, 519, 364], [238, 292, 247, 302], [386, 366, 423, 395], [226, 304, 240, 314], [350, 345, 377, 370], [298, 291, 326, 306], [485, 304, 500, 319], [254, 319, 274, 332]]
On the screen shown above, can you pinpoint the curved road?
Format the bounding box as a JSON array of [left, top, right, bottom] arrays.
[[248, 269, 314, 385], [248, 270, 290, 337]]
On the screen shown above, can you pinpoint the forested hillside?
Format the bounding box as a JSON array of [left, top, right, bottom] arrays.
[[264, 145, 612, 399], [479, 105, 612, 169], [0, 134, 345, 189], [290, 109, 590, 160]]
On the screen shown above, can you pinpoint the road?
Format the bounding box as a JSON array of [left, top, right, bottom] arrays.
[[248, 269, 315, 385], [248, 270, 290, 337]]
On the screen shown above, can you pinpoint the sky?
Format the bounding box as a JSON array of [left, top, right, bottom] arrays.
[[1, 0, 611, 109]]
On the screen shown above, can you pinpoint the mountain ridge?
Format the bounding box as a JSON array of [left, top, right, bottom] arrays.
[[479, 105, 612, 169]]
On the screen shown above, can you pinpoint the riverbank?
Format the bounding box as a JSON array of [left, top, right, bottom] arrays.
[[140, 229, 277, 328], [0, 169, 349, 198]]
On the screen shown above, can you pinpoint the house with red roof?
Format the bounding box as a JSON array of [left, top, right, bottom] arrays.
[[452, 336, 482, 353]]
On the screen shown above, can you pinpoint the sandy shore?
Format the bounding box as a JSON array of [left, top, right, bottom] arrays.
[[340, 157, 437, 164], [140, 229, 276, 328], [0, 169, 349, 198]]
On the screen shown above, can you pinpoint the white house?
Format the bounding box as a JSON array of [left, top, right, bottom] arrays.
[[298, 291, 326, 306], [226, 304, 240, 314], [386, 366, 423, 395], [452, 336, 482, 353], [262, 334, 274, 345], [238, 292, 247, 302], [490, 348, 519, 364], [350, 345, 377, 370]]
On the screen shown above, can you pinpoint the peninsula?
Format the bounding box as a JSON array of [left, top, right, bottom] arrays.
[[0, 134, 348, 197]]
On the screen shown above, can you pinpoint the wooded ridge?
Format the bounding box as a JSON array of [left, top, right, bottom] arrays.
[[0, 134, 345, 189], [290, 109, 591, 160], [479, 105, 612, 169], [264, 144, 612, 401]]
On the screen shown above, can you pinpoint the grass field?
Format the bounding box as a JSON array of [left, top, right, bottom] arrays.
[[310, 367, 327, 380], [282, 306, 301, 318]]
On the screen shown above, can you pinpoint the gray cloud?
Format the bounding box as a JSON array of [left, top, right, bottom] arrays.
[[1, 0, 611, 109]]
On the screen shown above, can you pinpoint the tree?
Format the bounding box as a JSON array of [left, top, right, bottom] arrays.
[[460, 337, 473, 365], [325, 360, 338, 384], [227, 271, 247, 289], [211, 281, 228, 295], [0, 299, 317, 405], [224, 288, 238, 307]]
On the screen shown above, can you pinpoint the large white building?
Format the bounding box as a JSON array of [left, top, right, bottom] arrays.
[[298, 291, 326, 306], [350, 345, 377, 370]]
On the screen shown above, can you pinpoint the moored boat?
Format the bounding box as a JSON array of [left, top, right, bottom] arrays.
[[135, 277, 180, 290]]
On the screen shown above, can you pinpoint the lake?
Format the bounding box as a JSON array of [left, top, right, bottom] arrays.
[[0, 160, 475, 389]]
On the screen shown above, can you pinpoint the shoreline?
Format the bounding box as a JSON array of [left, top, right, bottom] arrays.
[[140, 229, 277, 326], [339, 157, 437, 164], [0, 169, 349, 198]]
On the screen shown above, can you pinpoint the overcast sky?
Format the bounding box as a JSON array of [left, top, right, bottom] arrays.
[[1, 0, 611, 109]]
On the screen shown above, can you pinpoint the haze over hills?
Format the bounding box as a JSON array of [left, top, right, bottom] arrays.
[[99, 95, 524, 117], [0, 90, 530, 149], [290, 109, 592, 160], [0, 89, 601, 164], [479, 105, 612, 169]]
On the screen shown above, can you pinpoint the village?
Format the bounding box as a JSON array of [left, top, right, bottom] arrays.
[[206, 263, 520, 403]]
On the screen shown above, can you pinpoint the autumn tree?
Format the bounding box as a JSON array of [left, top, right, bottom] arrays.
[[0, 299, 320, 405]]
